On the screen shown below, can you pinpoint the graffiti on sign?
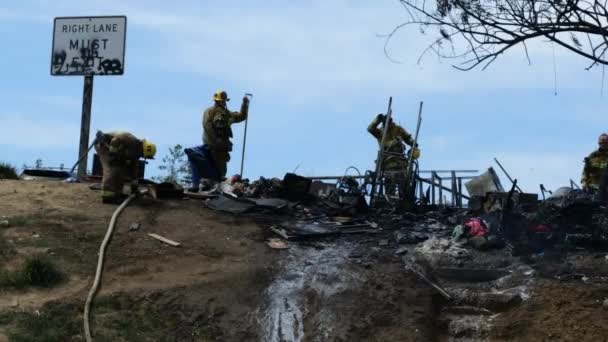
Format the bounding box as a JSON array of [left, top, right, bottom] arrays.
[[51, 16, 127, 76]]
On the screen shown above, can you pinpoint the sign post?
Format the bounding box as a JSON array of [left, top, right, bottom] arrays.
[[78, 75, 94, 179], [50, 16, 127, 180]]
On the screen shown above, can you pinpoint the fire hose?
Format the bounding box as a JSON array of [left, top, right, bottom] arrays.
[[83, 190, 145, 342]]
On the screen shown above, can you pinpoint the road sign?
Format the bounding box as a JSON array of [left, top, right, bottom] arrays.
[[51, 16, 127, 76], [51, 16, 127, 179]]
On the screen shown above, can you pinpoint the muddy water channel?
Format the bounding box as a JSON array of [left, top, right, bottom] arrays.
[[253, 236, 538, 341], [257, 242, 355, 341], [252, 239, 436, 341]]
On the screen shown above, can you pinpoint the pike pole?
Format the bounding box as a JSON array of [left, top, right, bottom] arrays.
[[240, 93, 253, 178], [369, 97, 393, 207], [404, 101, 423, 197]]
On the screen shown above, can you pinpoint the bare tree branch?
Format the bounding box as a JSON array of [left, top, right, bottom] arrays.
[[393, 0, 608, 70]]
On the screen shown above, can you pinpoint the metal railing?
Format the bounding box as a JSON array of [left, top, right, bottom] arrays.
[[417, 170, 478, 207], [306, 169, 479, 208]]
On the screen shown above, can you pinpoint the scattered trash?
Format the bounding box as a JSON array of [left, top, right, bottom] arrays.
[[451, 225, 466, 241], [379, 239, 389, 247], [395, 246, 408, 255], [147, 182, 184, 199], [20, 169, 71, 181], [206, 195, 256, 214], [128, 222, 141, 231], [147, 233, 181, 247], [435, 267, 509, 282], [0, 220, 9, 228], [281, 173, 312, 201], [529, 224, 552, 233], [469, 236, 488, 250], [266, 238, 289, 250], [465, 167, 504, 197], [464, 218, 488, 237], [406, 263, 452, 300], [269, 222, 378, 240], [246, 198, 291, 210], [396, 231, 429, 244]]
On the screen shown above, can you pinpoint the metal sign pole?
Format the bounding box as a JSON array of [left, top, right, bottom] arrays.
[[77, 75, 94, 180]]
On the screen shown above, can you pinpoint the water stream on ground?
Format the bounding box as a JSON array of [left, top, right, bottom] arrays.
[[256, 242, 358, 342]]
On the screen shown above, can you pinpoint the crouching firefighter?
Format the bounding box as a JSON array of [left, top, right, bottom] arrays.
[[184, 145, 219, 192], [94, 131, 157, 204]]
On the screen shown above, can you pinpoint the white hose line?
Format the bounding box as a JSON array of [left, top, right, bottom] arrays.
[[84, 193, 137, 342]]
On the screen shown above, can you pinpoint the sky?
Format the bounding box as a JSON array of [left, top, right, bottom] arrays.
[[0, 0, 606, 194]]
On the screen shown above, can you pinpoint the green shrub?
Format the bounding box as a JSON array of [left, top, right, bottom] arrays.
[[0, 237, 16, 259], [6, 302, 81, 342], [21, 256, 64, 287], [0, 162, 18, 179], [0, 255, 64, 288]]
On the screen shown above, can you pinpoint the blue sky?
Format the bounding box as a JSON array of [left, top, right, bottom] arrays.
[[0, 0, 606, 193]]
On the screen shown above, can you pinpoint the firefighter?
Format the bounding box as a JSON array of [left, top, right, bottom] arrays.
[[581, 133, 608, 192], [94, 131, 156, 204], [368, 113, 420, 196], [202, 90, 249, 180]]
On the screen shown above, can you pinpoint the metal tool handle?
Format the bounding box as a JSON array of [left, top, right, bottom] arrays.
[[369, 97, 393, 207], [240, 93, 253, 177], [494, 158, 523, 193], [404, 101, 423, 192]]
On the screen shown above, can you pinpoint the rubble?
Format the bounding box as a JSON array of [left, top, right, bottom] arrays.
[[71, 161, 608, 340]]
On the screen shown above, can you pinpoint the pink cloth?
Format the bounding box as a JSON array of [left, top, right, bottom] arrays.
[[464, 218, 489, 237]]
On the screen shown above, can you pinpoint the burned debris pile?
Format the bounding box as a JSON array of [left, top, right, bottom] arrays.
[[194, 167, 608, 257]]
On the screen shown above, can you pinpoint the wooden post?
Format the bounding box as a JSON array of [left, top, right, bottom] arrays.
[[451, 171, 457, 205], [438, 175, 443, 205], [431, 171, 437, 204], [457, 177, 463, 207], [77, 75, 94, 180]]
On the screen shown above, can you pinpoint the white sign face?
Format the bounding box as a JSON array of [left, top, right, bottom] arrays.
[[51, 16, 127, 76]]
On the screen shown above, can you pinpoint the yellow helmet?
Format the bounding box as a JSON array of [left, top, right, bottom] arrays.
[[411, 147, 421, 160], [212, 90, 229, 102], [142, 140, 157, 159]]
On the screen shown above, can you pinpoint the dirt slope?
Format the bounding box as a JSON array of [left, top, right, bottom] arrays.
[[0, 180, 435, 341], [0, 180, 276, 341], [2, 179, 607, 341]]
